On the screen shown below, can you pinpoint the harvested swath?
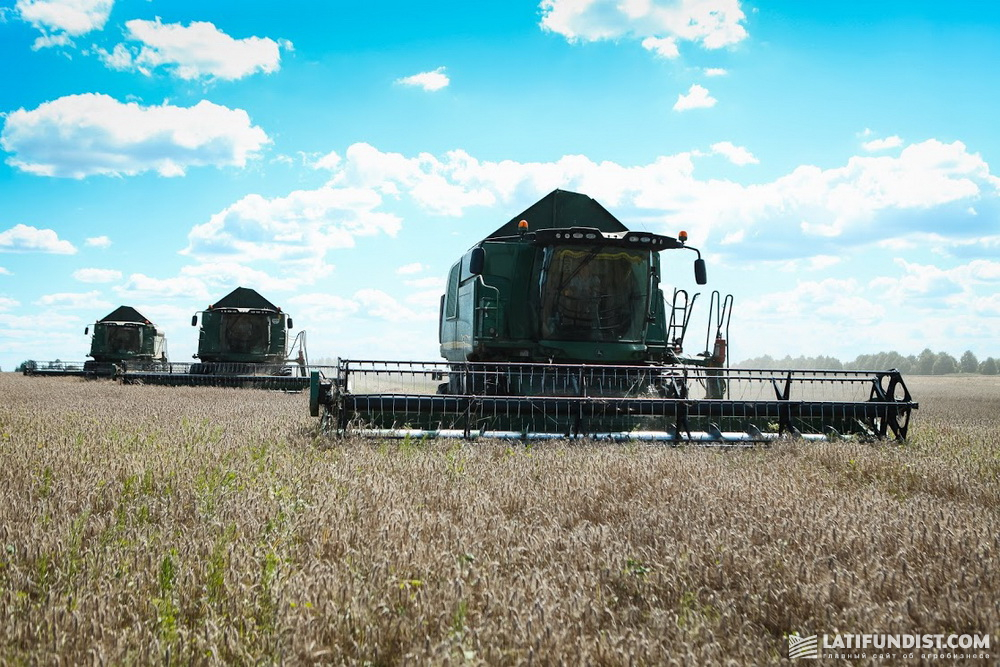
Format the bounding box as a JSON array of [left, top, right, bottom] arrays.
[[0, 374, 996, 664]]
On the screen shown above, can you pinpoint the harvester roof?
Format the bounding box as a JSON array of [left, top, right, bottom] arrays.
[[485, 189, 628, 240], [210, 287, 279, 312], [99, 305, 152, 324]]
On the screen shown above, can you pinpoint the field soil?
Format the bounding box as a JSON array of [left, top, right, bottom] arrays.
[[0, 373, 997, 664]]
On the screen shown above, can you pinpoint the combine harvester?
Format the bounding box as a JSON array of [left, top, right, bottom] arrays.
[[119, 287, 312, 390], [25, 305, 167, 378], [309, 189, 917, 444]]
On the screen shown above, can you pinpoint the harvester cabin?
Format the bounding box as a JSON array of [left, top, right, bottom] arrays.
[[193, 287, 293, 363], [439, 189, 696, 364], [87, 305, 166, 362]]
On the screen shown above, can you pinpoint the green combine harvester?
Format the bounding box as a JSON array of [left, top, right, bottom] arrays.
[[25, 305, 167, 378], [119, 287, 312, 390], [310, 189, 917, 443]]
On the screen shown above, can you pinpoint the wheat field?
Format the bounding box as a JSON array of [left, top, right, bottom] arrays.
[[0, 373, 997, 664]]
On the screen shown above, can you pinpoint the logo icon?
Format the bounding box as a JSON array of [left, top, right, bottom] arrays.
[[788, 634, 819, 659]]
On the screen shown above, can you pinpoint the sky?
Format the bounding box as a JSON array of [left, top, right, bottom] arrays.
[[1, 0, 999, 370]]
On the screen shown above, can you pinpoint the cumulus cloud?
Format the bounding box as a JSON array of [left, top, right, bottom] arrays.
[[287, 292, 359, 322], [176, 137, 1000, 296], [870, 259, 971, 305], [0, 224, 76, 253], [710, 141, 758, 165], [1, 93, 270, 178], [395, 67, 450, 92], [355, 288, 430, 322], [98, 19, 289, 81], [322, 139, 997, 256], [674, 83, 716, 111], [85, 235, 111, 248], [179, 261, 322, 293], [704, 67, 727, 76], [113, 273, 211, 301], [540, 0, 747, 55], [183, 185, 402, 267], [862, 135, 903, 152], [16, 0, 112, 49], [641, 36, 679, 58], [750, 278, 887, 326], [396, 262, 426, 275], [72, 267, 122, 283], [35, 290, 110, 309]]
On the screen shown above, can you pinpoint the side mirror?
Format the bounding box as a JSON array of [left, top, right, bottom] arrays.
[[287, 317, 293, 329], [191, 315, 198, 327], [469, 247, 485, 276], [694, 258, 707, 285]]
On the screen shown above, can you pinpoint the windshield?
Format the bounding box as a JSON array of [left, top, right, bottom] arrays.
[[539, 246, 649, 342], [221, 312, 270, 354], [106, 325, 141, 354]]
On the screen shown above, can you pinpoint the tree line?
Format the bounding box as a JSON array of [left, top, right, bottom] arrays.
[[736, 349, 998, 375]]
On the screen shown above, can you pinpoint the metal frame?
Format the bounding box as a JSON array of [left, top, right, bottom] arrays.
[[312, 360, 918, 443]]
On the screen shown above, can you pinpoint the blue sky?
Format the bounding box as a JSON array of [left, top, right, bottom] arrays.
[[1, 0, 999, 370]]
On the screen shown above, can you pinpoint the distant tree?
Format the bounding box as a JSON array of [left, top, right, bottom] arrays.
[[816, 355, 843, 370], [916, 348, 937, 375], [855, 351, 912, 372], [884, 351, 913, 373], [960, 350, 979, 374], [980, 357, 998, 376], [932, 353, 958, 375]]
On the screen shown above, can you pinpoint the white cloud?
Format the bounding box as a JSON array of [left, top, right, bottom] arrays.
[[1, 93, 270, 178], [319, 139, 999, 258], [862, 135, 903, 152], [0, 224, 76, 254], [310, 150, 342, 171], [0, 267, 11, 276], [704, 67, 727, 76], [31, 32, 71, 49], [285, 289, 428, 328], [763, 255, 842, 273], [85, 235, 111, 248], [96, 43, 133, 69], [72, 267, 122, 283], [746, 278, 886, 326], [720, 230, 744, 245], [641, 36, 679, 58], [35, 290, 110, 309], [177, 137, 1000, 296], [396, 262, 426, 275], [179, 261, 322, 293], [183, 185, 402, 266], [869, 259, 966, 306], [288, 292, 359, 320], [100, 19, 288, 81], [113, 273, 211, 301], [16, 0, 112, 48], [540, 0, 748, 55], [674, 84, 716, 111], [355, 288, 429, 322], [0, 296, 19, 310], [963, 259, 1000, 282], [395, 67, 450, 92], [711, 141, 758, 165]]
